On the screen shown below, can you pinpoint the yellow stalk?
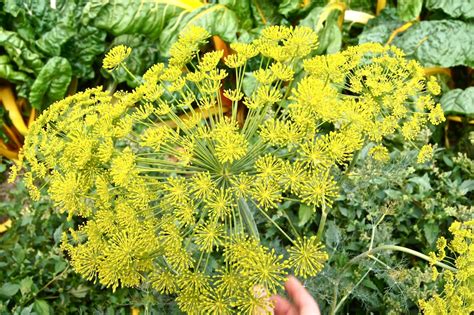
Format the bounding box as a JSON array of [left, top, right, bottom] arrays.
[[153, 0, 203, 11], [0, 86, 28, 136], [316, 2, 347, 32], [376, 0, 386, 15], [2, 124, 22, 149], [385, 21, 415, 45], [447, 116, 474, 124], [0, 139, 18, 160], [424, 67, 452, 77], [28, 108, 37, 128], [0, 218, 13, 233]]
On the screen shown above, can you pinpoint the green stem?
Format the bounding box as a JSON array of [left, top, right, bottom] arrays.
[[316, 204, 328, 241], [348, 245, 457, 272]]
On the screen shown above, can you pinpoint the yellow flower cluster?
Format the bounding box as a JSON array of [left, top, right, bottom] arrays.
[[419, 221, 474, 315], [14, 25, 443, 314]]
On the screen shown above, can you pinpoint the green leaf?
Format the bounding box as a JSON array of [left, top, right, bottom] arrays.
[[69, 285, 90, 298], [249, 0, 282, 26], [393, 20, 474, 67], [0, 29, 44, 74], [423, 222, 439, 245], [298, 204, 313, 227], [397, 0, 422, 21], [358, 8, 403, 44], [19, 277, 33, 296], [0, 55, 31, 84], [458, 180, 474, 195], [33, 299, 50, 315], [62, 25, 107, 79], [82, 0, 184, 39], [159, 4, 239, 55], [0, 282, 20, 297], [299, 7, 342, 54], [219, 0, 253, 29], [278, 0, 303, 17], [36, 24, 75, 56], [29, 57, 72, 109], [440, 87, 474, 117], [426, 0, 474, 19]]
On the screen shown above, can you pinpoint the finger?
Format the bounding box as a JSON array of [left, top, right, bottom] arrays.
[[284, 276, 319, 312], [272, 295, 293, 315]]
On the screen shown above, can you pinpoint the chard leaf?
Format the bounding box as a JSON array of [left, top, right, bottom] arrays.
[[63, 25, 107, 79], [397, 0, 422, 21], [358, 8, 403, 44], [218, 0, 254, 29], [300, 6, 342, 54], [250, 0, 282, 26], [0, 29, 44, 74], [36, 24, 75, 56], [426, 0, 474, 19], [440, 87, 474, 117], [0, 55, 31, 84], [278, 0, 302, 17], [159, 4, 239, 55], [82, 0, 184, 39], [393, 20, 474, 67], [29, 57, 72, 110]]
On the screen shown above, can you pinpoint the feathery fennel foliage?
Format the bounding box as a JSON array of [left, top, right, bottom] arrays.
[[12, 25, 444, 313]]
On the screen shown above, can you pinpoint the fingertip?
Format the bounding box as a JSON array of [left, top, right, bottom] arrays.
[[272, 295, 292, 315]]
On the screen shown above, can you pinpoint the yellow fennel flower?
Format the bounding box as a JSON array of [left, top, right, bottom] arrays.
[[417, 144, 434, 163], [102, 45, 131, 71], [287, 236, 329, 279]]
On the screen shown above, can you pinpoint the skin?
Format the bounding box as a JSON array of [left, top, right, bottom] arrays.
[[272, 276, 321, 315]]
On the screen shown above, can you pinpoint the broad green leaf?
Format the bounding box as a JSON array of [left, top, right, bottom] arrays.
[[33, 299, 50, 315], [0, 55, 31, 84], [62, 25, 107, 79], [0, 282, 20, 297], [426, 0, 474, 19], [69, 285, 89, 298], [36, 25, 75, 56], [423, 222, 439, 245], [299, 7, 342, 54], [440, 87, 474, 117], [159, 4, 239, 55], [29, 57, 72, 109], [393, 20, 474, 67], [298, 203, 313, 227], [358, 8, 403, 44], [458, 180, 474, 195], [397, 0, 422, 21], [0, 29, 44, 74], [346, 0, 375, 12], [35, 3, 78, 56], [19, 277, 33, 296], [82, 0, 184, 39], [278, 0, 302, 17], [250, 0, 282, 26], [219, 0, 254, 29]]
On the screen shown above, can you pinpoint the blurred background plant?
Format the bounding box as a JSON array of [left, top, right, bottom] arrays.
[[0, 0, 472, 314]]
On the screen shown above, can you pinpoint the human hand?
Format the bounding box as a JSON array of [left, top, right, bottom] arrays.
[[272, 276, 321, 315]]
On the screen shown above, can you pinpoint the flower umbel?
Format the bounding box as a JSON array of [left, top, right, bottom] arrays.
[[17, 25, 443, 313], [102, 45, 132, 71]]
